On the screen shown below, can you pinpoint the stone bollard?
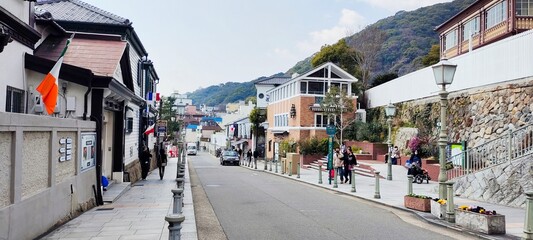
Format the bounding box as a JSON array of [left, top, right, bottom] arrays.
[[264, 159, 267, 170], [524, 192, 533, 240], [281, 160, 285, 174], [407, 175, 413, 195], [351, 169, 356, 192], [255, 158, 258, 170], [178, 171, 185, 179], [333, 168, 338, 188], [297, 162, 300, 178], [275, 160, 278, 173], [165, 214, 185, 240], [318, 163, 323, 184], [445, 182, 455, 223], [374, 171, 381, 199], [269, 159, 272, 172], [176, 178, 184, 189], [171, 188, 184, 214], [288, 160, 292, 176]]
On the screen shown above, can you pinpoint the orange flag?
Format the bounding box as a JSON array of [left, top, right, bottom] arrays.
[[36, 35, 73, 114]]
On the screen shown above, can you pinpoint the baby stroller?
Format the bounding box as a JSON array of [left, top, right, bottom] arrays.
[[409, 164, 431, 184]]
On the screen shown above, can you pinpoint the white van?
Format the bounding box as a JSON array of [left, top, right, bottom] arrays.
[[186, 144, 197, 155]]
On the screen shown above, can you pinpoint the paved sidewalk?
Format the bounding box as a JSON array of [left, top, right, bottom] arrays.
[[41, 157, 197, 240], [245, 159, 526, 240]]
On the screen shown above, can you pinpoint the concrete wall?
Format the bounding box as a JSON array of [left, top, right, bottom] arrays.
[[0, 112, 97, 240]]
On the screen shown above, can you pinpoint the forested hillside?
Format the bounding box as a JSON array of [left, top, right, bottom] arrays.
[[188, 0, 475, 106]]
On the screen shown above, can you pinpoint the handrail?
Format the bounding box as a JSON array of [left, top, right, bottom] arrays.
[[446, 123, 533, 179]]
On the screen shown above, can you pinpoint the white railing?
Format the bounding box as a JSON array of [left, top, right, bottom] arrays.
[[447, 123, 533, 179]]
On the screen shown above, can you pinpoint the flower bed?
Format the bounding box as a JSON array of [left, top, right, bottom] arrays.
[[455, 205, 506, 235], [430, 198, 447, 219], [404, 194, 432, 212]]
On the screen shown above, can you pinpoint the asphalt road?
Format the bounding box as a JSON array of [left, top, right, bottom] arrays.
[[189, 152, 474, 240]]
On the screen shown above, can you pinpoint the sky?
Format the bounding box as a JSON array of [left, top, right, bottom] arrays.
[[82, 0, 452, 96]]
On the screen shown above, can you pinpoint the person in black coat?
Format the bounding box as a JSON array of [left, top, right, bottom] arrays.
[[344, 147, 357, 184], [140, 146, 152, 180]]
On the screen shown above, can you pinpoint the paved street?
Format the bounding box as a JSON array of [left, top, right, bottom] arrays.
[[191, 152, 472, 240], [38, 150, 526, 240]]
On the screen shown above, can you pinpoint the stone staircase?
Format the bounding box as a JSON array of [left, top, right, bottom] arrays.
[[303, 156, 377, 178]]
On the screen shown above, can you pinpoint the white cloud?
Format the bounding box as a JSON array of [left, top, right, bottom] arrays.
[[358, 0, 453, 13], [296, 9, 365, 55]]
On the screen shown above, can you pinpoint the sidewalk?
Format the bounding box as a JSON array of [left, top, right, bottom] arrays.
[[247, 159, 525, 240], [41, 157, 197, 240]]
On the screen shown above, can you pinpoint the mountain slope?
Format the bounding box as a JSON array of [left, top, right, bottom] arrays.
[[189, 0, 475, 106]]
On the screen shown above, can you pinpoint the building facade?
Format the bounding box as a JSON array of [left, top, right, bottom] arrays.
[[437, 0, 533, 59], [264, 62, 358, 160]]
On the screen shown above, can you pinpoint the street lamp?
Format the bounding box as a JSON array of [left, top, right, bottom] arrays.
[[432, 58, 457, 200], [384, 102, 396, 181]]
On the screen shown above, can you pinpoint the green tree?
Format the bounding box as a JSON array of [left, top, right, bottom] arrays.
[[245, 96, 257, 105], [159, 96, 179, 139], [421, 44, 440, 67], [320, 86, 355, 143], [311, 39, 359, 76], [370, 72, 398, 88]]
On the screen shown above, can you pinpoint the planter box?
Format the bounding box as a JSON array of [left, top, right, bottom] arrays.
[[404, 196, 431, 212], [455, 209, 506, 235], [430, 200, 447, 219]]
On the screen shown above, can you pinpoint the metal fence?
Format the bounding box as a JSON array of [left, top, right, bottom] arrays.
[[447, 123, 533, 179]]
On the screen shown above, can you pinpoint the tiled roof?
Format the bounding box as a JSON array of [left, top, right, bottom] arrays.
[[35, 0, 130, 26], [35, 36, 127, 77], [255, 76, 291, 85]]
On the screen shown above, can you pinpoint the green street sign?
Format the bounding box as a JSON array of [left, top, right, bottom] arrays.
[[326, 125, 336, 136]]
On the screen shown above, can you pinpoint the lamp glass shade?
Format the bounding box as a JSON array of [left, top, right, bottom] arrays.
[[384, 103, 396, 117], [432, 58, 457, 86]]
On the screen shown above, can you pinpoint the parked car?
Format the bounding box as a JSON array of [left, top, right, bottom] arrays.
[[220, 150, 239, 165], [186, 145, 197, 155]]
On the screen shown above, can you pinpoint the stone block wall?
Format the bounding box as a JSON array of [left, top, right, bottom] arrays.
[[454, 154, 533, 208], [393, 80, 533, 150], [22, 131, 50, 200]]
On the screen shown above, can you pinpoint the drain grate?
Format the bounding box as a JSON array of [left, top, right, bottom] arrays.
[[96, 207, 114, 211], [132, 183, 144, 186]]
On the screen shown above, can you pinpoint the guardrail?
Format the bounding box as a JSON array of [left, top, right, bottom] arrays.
[[446, 123, 533, 179]]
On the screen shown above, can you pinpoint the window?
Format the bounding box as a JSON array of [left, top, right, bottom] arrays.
[[126, 117, 134, 133], [300, 82, 307, 94], [444, 29, 457, 50], [486, 0, 507, 29], [314, 113, 337, 127], [307, 81, 325, 95], [258, 93, 264, 99], [517, 0, 533, 16], [6, 86, 24, 113], [462, 17, 480, 41]]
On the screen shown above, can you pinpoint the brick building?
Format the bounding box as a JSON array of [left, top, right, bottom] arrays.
[[263, 62, 358, 160]]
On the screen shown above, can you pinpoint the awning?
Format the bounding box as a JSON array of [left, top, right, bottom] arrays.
[[231, 139, 247, 146]]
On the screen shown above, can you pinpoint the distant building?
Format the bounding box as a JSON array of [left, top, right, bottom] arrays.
[[436, 0, 533, 59], [225, 100, 255, 114], [171, 91, 192, 115]]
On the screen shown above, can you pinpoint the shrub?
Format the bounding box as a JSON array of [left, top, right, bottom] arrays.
[[408, 136, 421, 152]]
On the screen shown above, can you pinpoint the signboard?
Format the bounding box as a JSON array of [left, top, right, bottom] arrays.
[[80, 132, 97, 172], [326, 125, 336, 136]]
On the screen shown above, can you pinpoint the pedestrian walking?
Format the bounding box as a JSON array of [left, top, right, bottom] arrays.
[[246, 149, 252, 166], [391, 146, 400, 165], [140, 146, 152, 180], [344, 147, 357, 184], [333, 148, 344, 183]]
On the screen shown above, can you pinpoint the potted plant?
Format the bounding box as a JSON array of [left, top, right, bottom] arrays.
[[404, 194, 432, 212], [431, 198, 447, 219], [455, 205, 506, 235]]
